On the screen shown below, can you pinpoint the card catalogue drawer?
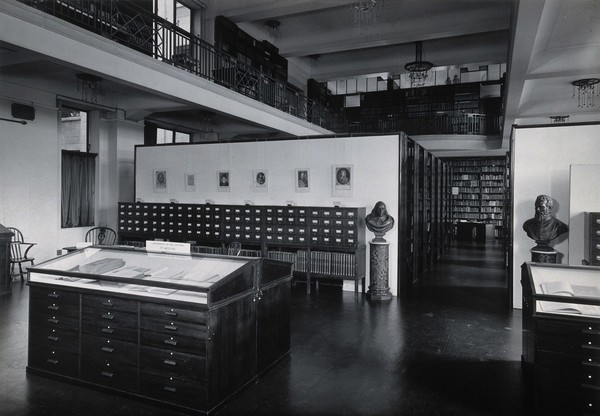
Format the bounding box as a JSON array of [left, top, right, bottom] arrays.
[[29, 324, 79, 351], [139, 371, 207, 409], [140, 303, 206, 323], [140, 331, 207, 356], [140, 345, 206, 379], [82, 335, 138, 364], [28, 344, 79, 377], [81, 357, 138, 392]]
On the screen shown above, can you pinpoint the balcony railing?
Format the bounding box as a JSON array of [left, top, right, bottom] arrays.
[[19, 0, 346, 131]]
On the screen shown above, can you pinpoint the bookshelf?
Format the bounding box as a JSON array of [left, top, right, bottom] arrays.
[[118, 202, 366, 295], [447, 157, 507, 238]]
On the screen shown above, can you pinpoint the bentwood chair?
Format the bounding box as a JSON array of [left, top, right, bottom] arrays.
[[85, 226, 117, 246], [225, 241, 242, 256], [7, 227, 36, 282]]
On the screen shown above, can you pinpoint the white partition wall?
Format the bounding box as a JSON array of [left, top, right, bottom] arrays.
[[134, 135, 401, 295], [511, 124, 600, 308], [569, 164, 600, 265]]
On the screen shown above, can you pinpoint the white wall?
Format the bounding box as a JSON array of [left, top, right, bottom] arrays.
[[511, 124, 600, 308], [134, 135, 401, 295], [569, 164, 600, 265]]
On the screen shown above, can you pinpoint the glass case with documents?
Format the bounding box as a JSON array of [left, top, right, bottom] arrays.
[[521, 262, 600, 415], [27, 246, 292, 414]]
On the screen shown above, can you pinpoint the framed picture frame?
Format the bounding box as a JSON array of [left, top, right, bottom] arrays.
[[253, 169, 268, 192], [217, 170, 230, 192], [332, 164, 353, 196], [295, 168, 310, 192], [185, 173, 196, 192], [153, 169, 167, 193]]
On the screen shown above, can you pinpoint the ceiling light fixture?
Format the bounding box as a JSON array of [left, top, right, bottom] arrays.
[[309, 54, 320, 68], [265, 20, 280, 39], [353, 0, 383, 30], [76, 73, 102, 104], [549, 115, 569, 123], [572, 78, 599, 108], [405, 41, 434, 88]]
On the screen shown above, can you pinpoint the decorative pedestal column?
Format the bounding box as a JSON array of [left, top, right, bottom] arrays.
[[367, 240, 392, 301], [530, 249, 558, 263], [0, 224, 13, 295]]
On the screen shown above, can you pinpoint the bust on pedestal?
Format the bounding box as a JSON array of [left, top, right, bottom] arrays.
[[365, 201, 394, 301], [522, 195, 568, 263]]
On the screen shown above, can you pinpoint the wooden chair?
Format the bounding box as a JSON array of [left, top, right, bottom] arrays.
[[225, 241, 242, 256], [85, 226, 117, 246], [7, 227, 36, 282]]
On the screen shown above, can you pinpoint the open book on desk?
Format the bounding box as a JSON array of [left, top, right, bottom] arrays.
[[538, 281, 600, 316]]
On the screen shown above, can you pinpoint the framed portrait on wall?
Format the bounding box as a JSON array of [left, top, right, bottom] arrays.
[[332, 165, 353, 196], [153, 169, 167, 193], [253, 169, 268, 192], [185, 173, 196, 192], [295, 168, 310, 192], [217, 170, 230, 192]]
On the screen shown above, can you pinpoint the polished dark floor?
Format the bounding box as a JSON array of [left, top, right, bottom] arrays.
[[0, 241, 527, 416]]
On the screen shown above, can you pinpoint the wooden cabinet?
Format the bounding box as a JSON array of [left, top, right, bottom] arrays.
[[119, 203, 366, 295], [521, 262, 600, 415], [27, 247, 292, 414], [585, 212, 600, 266]]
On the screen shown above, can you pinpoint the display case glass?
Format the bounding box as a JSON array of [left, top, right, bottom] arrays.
[[28, 246, 256, 305], [523, 262, 600, 317]]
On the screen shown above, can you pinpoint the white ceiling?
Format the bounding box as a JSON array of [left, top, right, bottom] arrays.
[[1, 0, 599, 151]]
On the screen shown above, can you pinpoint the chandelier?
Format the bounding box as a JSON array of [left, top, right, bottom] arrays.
[[572, 78, 599, 108], [353, 0, 383, 30], [405, 41, 434, 88], [265, 20, 280, 39], [76, 73, 102, 103]]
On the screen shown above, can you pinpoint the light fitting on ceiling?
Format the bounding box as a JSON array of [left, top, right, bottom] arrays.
[[404, 41, 434, 88], [353, 0, 383, 30], [309, 54, 320, 68], [572, 78, 599, 108], [76, 73, 102, 104], [265, 20, 280, 39], [549, 115, 569, 123]]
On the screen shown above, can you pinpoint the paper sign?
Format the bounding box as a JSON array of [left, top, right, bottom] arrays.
[[146, 240, 191, 255]]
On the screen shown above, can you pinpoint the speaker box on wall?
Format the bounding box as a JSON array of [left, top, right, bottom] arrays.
[[11, 103, 35, 121]]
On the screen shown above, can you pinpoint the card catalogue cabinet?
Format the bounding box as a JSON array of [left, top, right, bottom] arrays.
[[27, 246, 292, 414], [585, 212, 600, 266], [118, 202, 366, 295], [521, 262, 600, 415]]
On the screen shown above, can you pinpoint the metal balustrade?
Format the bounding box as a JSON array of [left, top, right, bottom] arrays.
[[17, 0, 502, 137]]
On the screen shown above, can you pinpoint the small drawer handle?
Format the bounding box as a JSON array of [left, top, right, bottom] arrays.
[[101, 347, 114, 353], [47, 305, 59, 311], [582, 343, 600, 351], [164, 359, 177, 366], [101, 328, 114, 334], [164, 339, 178, 346], [46, 359, 58, 365], [164, 385, 177, 393], [47, 336, 59, 342], [101, 301, 114, 307], [101, 314, 114, 320], [101, 371, 114, 378], [164, 311, 177, 317], [47, 318, 59, 324], [47, 293, 59, 299], [164, 325, 178, 331]]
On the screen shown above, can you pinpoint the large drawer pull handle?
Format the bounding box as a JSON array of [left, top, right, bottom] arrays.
[[583, 329, 600, 335], [102, 328, 114, 334], [47, 293, 59, 299], [164, 339, 178, 346], [101, 371, 114, 378], [47, 305, 59, 311], [48, 318, 59, 324], [164, 325, 178, 331], [47, 336, 59, 342], [164, 359, 177, 366], [101, 301, 114, 308], [46, 359, 58, 365], [101, 347, 114, 353], [164, 385, 177, 393], [164, 311, 178, 317], [101, 314, 114, 320]]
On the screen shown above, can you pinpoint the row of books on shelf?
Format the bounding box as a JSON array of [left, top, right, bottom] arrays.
[[452, 159, 505, 167], [481, 200, 503, 206], [266, 250, 356, 277], [480, 174, 504, 180], [453, 213, 503, 220], [480, 180, 504, 187], [481, 194, 504, 200], [453, 180, 480, 186]]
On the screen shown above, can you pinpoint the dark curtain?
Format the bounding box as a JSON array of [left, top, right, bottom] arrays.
[[61, 150, 97, 228]]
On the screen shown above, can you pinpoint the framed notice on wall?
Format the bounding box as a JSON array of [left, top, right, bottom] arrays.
[[185, 173, 196, 192], [295, 168, 310, 192], [217, 171, 230, 192], [153, 170, 167, 193], [253, 169, 268, 192], [332, 165, 353, 196]]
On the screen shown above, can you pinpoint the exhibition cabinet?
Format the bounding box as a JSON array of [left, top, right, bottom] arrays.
[[521, 262, 600, 415], [27, 246, 292, 414], [118, 202, 366, 295]]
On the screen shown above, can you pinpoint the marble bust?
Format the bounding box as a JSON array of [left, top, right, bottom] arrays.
[[365, 201, 395, 242], [522, 194, 568, 251]]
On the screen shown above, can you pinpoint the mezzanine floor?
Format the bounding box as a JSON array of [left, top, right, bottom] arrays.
[[0, 241, 527, 416]]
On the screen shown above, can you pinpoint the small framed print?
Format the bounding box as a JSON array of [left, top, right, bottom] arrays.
[[217, 170, 230, 192], [253, 169, 268, 192], [295, 168, 310, 192], [153, 169, 167, 193], [332, 165, 353, 196], [185, 173, 196, 192]]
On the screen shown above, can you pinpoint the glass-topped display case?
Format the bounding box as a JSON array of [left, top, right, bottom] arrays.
[[27, 246, 292, 414]]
